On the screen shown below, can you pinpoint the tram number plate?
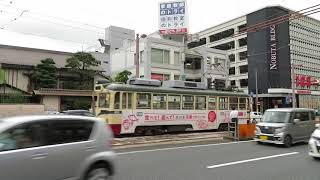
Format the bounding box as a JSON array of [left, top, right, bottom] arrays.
[[259, 136, 268, 140]]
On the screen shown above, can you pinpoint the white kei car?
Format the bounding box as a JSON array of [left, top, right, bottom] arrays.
[[309, 124, 320, 159]]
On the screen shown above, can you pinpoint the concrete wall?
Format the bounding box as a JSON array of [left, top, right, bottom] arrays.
[[0, 104, 45, 118], [42, 96, 60, 112]]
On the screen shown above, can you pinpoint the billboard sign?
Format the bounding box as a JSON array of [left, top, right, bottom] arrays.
[[159, 0, 188, 35]]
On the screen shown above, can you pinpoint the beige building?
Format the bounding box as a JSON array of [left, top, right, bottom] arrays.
[[0, 44, 108, 112]]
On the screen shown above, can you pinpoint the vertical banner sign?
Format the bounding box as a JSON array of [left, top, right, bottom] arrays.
[[269, 24, 277, 70], [159, 0, 188, 35]]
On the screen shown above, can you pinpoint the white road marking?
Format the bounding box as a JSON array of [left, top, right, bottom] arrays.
[[116, 140, 255, 155], [207, 152, 299, 169]]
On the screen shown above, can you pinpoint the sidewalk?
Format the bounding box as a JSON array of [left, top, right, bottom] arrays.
[[112, 131, 228, 149]]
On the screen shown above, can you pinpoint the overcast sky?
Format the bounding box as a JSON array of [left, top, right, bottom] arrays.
[[0, 0, 319, 52]]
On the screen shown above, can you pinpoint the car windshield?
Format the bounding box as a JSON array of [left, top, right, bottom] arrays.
[[262, 111, 290, 123]]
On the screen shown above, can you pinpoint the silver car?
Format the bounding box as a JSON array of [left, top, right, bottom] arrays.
[[0, 115, 116, 180], [255, 108, 316, 148]]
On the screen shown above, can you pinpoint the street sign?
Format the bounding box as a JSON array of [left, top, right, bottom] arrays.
[[159, 0, 188, 35]]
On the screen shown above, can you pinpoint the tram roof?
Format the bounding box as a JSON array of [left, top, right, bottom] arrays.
[[106, 84, 249, 97]]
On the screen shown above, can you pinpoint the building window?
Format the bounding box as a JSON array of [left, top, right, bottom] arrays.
[[174, 75, 180, 80], [239, 51, 247, 61], [151, 73, 170, 81], [174, 52, 180, 65], [240, 79, 248, 87], [229, 67, 235, 75], [239, 65, 248, 74], [238, 24, 247, 32], [187, 38, 206, 49], [214, 58, 225, 67], [230, 80, 236, 86], [229, 54, 235, 62], [209, 29, 234, 42], [195, 96, 206, 110], [137, 93, 151, 109], [153, 94, 167, 109], [184, 58, 201, 70], [182, 95, 194, 110], [211, 41, 235, 50], [168, 95, 181, 110], [151, 48, 170, 64], [238, 37, 247, 47]]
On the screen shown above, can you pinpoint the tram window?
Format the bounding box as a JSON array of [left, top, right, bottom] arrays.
[[122, 93, 127, 109], [239, 98, 247, 110], [128, 93, 132, 109], [137, 93, 151, 109], [114, 92, 120, 109], [195, 96, 206, 110], [99, 93, 109, 108], [168, 95, 181, 110], [153, 94, 167, 109], [230, 97, 239, 109], [183, 95, 194, 110], [208, 96, 216, 110], [219, 97, 229, 110]]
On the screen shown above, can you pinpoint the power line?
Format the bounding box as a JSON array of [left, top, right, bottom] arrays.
[[235, 3, 320, 37], [0, 2, 106, 30], [0, 9, 104, 35], [0, 9, 28, 29], [0, 28, 97, 46], [247, 44, 290, 57]]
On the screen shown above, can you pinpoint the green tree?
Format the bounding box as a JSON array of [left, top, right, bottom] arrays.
[[65, 52, 99, 72], [114, 70, 132, 83], [33, 58, 57, 88], [65, 52, 100, 89]]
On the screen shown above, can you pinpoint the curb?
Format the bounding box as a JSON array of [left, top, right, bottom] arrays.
[[113, 137, 226, 150]]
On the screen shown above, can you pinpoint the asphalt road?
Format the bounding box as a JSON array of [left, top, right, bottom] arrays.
[[114, 141, 320, 180]]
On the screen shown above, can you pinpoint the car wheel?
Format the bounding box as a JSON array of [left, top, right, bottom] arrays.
[[86, 164, 111, 180], [313, 156, 320, 160], [283, 135, 292, 148], [256, 141, 263, 145]]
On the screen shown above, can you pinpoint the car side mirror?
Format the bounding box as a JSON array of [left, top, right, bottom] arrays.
[[293, 119, 300, 124], [316, 124, 320, 128]]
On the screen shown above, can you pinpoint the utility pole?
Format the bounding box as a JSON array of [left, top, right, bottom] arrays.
[[291, 64, 297, 108], [255, 69, 259, 112], [135, 34, 140, 78]]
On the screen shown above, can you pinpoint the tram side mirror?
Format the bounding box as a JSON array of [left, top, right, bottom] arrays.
[[293, 119, 300, 124]]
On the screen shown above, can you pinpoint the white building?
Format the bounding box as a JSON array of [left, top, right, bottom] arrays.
[[188, 16, 248, 92], [110, 32, 229, 89]]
